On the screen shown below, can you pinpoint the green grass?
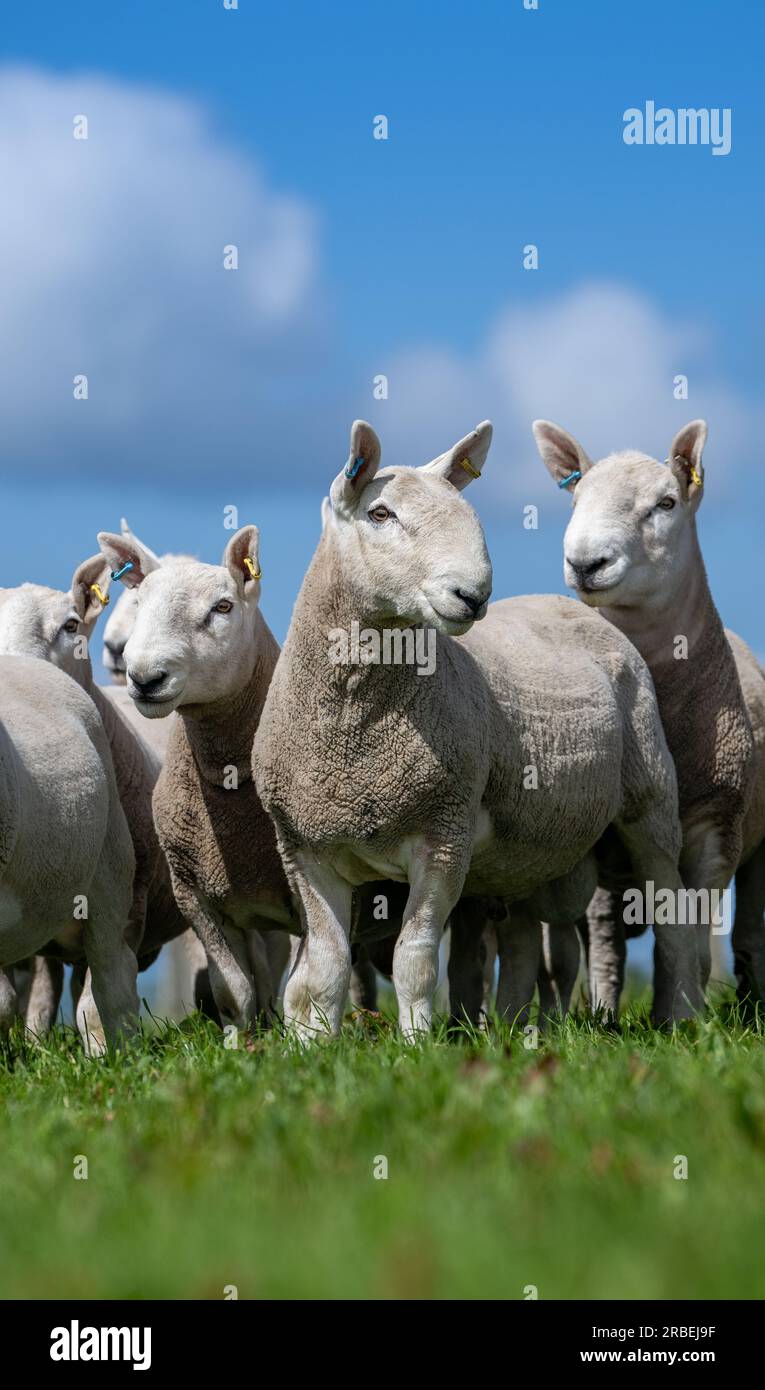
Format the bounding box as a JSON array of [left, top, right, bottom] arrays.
[[1, 996, 764, 1300]]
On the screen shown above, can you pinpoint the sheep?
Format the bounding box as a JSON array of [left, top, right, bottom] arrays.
[[534, 418, 765, 1010], [251, 419, 697, 1041], [99, 526, 209, 1015], [96, 525, 297, 1030], [101, 519, 161, 686], [316, 501, 576, 1027], [0, 561, 189, 1031], [0, 654, 138, 1051]]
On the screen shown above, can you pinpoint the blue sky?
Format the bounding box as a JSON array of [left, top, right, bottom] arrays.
[[1, 0, 763, 666]]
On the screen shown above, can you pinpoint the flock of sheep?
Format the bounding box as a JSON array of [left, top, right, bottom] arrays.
[[0, 414, 763, 1052]]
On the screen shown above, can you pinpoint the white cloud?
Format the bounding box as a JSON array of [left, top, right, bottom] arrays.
[[0, 66, 323, 479], [0, 69, 756, 509], [374, 282, 758, 504]]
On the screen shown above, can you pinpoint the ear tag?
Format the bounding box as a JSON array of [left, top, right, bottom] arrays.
[[344, 455, 365, 481], [111, 561, 134, 583], [558, 470, 582, 489], [90, 583, 109, 608], [459, 455, 481, 479], [669, 456, 703, 489], [244, 556, 262, 581]]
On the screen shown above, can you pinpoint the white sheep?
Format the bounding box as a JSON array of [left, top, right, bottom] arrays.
[[251, 419, 697, 1040], [0, 560, 189, 1032], [98, 520, 211, 1017], [101, 519, 161, 687], [96, 525, 297, 1030], [534, 418, 765, 1010], [0, 655, 138, 1051]]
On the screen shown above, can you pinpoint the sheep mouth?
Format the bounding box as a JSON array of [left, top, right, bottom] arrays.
[[132, 695, 177, 717], [576, 584, 625, 611], [579, 579, 618, 595], [429, 609, 475, 636]]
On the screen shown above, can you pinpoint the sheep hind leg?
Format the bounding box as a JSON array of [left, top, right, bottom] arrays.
[[0, 967, 18, 1040], [264, 929, 291, 1004], [539, 922, 581, 1024], [586, 887, 625, 1023], [447, 898, 488, 1031], [480, 924, 497, 1029], [618, 823, 703, 1025], [495, 912, 543, 1031], [180, 928, 220, 1023], [78, 879, 140, 1056], [246, 926, 284, 1026], [350, 948, 379, 1011], [537, 940, 557, 1027], [78, 930, 139, 1057], [732, 841, 765, 1010], [24, 956, 64, 1036]]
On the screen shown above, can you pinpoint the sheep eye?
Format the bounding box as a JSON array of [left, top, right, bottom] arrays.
[[212, 599, 233, 614], [658, 497, 676, 511], [368, 504, 393, 524], [62, 618, 79, 633]]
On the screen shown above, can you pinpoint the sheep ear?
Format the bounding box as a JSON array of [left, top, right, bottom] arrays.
[[119, 516, 161, 564], [668, 420, 707, 509], [422, 421, 493, 492], [533, 420, 593, 491], [223, 524, 261, 594], [97, 531, 160, 589], [330, 420, 382, 516], [71, 553, 112, 628]]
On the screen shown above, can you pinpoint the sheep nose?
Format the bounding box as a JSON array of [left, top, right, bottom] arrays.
[[129, 669, 168, 697], [568, 556, 608, 586], [453, 585, 491, 616], [103, 638, 124, 657]]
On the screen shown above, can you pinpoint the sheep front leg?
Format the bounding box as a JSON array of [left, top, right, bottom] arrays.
[[393, 856, 465, 1039], [283, 856, 353, 1042], [169, 879, 261, 1030]]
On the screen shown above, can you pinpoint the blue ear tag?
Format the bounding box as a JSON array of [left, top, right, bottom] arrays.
[[558, 470, 581, 489], [111, 561, 135, 582], [344, 455, 365, 481]]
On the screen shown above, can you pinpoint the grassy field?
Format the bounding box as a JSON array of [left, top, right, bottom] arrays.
[[1, 994, 765, 1301]]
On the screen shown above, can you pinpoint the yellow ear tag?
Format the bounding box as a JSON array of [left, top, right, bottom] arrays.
[[689, 465, 702, 487], [90, 582, 109, 608], [459, 456, 481, 479], [244, 557, 262, 582]]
